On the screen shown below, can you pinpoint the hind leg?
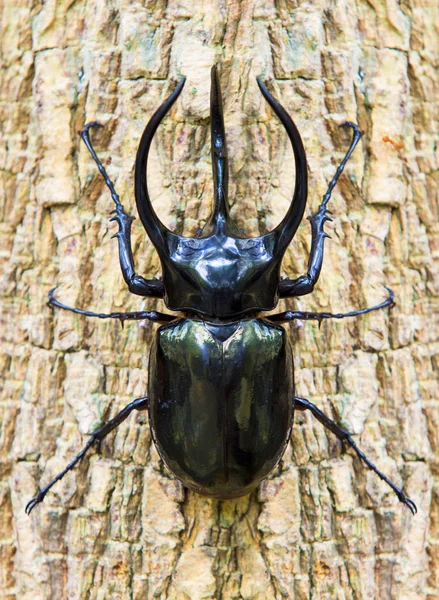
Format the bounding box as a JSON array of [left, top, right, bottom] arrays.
[[294, 396, 416, 514], [26, 396, 149, 514], [268, 288, 394, 325], [48, 288, 175, 324]]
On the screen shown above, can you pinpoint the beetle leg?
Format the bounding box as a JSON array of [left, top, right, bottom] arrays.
[[25, 396, 149, 515], [294, 396, 417, 515], [279, 123, 362, 298], [80, 122, 163, 298], [47, 288, 175, 324], [268, 288, 394, 324]]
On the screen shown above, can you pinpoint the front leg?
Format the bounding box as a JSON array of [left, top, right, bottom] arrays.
[[279, 123, 362, 298], [81, 123, 163, 298]]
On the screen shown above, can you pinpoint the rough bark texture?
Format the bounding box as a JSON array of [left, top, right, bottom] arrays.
[[0, 0, 438, 598]]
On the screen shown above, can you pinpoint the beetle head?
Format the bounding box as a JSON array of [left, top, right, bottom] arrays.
[[135, 66, 308, 317]]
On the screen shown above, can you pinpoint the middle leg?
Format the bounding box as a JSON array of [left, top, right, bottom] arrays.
[[268, 288, 394, 324], [48, 288, 175, 324]]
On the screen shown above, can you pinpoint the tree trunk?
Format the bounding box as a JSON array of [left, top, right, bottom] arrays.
[[0, 0, 437, 598]]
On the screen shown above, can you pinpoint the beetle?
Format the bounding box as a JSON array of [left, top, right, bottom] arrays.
[[26, 66, 416, 515]]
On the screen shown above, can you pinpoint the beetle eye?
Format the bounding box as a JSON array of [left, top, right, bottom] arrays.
[[176, 240, 201, 258], [241, 240, 268, 258]]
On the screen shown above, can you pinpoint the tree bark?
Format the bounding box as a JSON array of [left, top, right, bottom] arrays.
[[0, 0, 437, 598]]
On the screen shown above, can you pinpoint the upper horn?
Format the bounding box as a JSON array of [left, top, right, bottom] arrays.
[[207, 65, 231, 231], [257, 77, 308, 249], [135, 77, 186, 252]]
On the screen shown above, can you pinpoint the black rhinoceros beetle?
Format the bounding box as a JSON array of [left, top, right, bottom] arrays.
[[26, 66, 416, 515]]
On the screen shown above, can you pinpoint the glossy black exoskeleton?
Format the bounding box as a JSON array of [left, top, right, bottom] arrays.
[[26, 66, 416, 515]]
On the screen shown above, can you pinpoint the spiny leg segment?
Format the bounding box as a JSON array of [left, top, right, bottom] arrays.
[[46, 122, 170, 320], [48, 288, 175, 324], [80, 122, 163, 298], [268, 288, 394, 324], [279, 122, 363, 298], [294, 396, 417, 515], [26, 396, 149, 515]]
